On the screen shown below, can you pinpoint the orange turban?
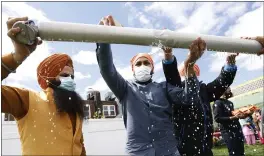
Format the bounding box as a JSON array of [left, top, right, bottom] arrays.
[[130, 53, 154, 72], [37, 53, 73, 90], [179, 64, 200, 77]]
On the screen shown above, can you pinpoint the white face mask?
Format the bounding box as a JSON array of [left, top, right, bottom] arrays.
[[134, 65, 152, 82]]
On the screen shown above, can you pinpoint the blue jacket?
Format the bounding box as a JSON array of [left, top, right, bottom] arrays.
[[96, 43, 200, 156]]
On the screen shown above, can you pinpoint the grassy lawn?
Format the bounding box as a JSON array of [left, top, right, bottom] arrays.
[[212, 143, 264, 156]]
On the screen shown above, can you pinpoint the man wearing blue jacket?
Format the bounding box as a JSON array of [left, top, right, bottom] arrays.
[[96, 15, 205, 156]]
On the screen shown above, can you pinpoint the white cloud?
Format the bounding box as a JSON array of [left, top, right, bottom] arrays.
[[85, 64, 133, 92], [223, 3, 247, 18], [138, 13, 150, 25], [141, 2, 249, 35], [251, 2, 263, 9], [214, 2, 236, 13], [2, 80, 37, 92], [238, 55, 264, 71], [125, 2, 154, 28], [85, 78, 109, 92], [74, 71, 91, 80], [72, 50, 97, 65], [2, 2, 52, 85], [209, 5, 264, 72], [116, 66, 133, 79], [144, 2, 195, 27], [225, 5, 263, 37], [209, 52, 264, 72], [209, 52, 228, 72], [2, 2, 49, 22]]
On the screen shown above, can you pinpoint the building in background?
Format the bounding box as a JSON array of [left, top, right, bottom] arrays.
[[83, 88, 119, 119], [104, 91, 122, 118], [229, 76, 263, 109]]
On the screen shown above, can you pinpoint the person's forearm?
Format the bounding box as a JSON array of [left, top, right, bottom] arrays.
[[2, 50, 30, 80], [1, 85, 29, 119], [164, 52, 174, 61], [162, 56, 182, 87], [215, 116, 237, 123], [185, 63, 196, 78], [12, 50, 30, 65], [206, 65, 237, 102], [96, 43, 127, 100], [229, 116, 238, 120]]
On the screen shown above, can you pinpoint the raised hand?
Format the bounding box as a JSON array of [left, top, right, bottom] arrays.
[[241, 36, 264, 56], [226, 53, 239, 65], [185, 37, 206, 66], [162, 47, 173, 60], [99, 15, 117, 27], [7, 17, 42, 64]]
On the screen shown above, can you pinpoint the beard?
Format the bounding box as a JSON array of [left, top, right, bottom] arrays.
[[49, 80, 84, 119]]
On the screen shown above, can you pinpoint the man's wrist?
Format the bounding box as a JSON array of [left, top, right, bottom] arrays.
[[230, 116, 238, 120], [226, 61, 236, 65], [164, 53, 173, 60], [184, 60, 195, 67], [163, 55, 175, 64], [224, 64, 237, 72], [12, 50, 30, 65]]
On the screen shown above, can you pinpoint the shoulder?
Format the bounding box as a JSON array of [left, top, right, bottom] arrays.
[[214, 99, 224, 105]]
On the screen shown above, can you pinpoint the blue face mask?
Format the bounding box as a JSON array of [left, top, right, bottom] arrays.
[[58, 76, 76, 91]]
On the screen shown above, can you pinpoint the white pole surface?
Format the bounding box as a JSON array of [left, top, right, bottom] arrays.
[[38, 21, 262, 54]]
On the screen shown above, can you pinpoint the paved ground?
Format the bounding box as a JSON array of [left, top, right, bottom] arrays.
[[2, 119, 127, 155]]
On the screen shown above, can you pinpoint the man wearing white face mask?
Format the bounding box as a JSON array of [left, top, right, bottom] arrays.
[[2, 17, 86, 155], [131, 53, 154, 82], [96, 15, 205, 156]]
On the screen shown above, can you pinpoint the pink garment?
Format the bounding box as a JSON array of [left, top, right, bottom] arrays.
[[244, 135, 256, 145], [242, 125, 254, 135], [258, 131, 264, 144]]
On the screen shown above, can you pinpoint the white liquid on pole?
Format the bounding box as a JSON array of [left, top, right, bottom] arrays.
[[38, 21, 262, 54]]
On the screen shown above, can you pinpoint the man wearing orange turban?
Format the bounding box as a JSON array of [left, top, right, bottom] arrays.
[[161, 43, 239, 156], [96, 15, 205, 156], [2, 17, 86, 155], [130, 53, 154, 82]]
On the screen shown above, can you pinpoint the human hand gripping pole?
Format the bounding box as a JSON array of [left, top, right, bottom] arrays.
[[2, 17, 42, 75]]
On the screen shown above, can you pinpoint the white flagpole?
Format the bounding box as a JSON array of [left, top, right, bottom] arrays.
[[33, 21, 262, 54]]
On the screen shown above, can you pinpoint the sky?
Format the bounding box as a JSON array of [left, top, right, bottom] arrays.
[[2, 1, 264, 100]]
